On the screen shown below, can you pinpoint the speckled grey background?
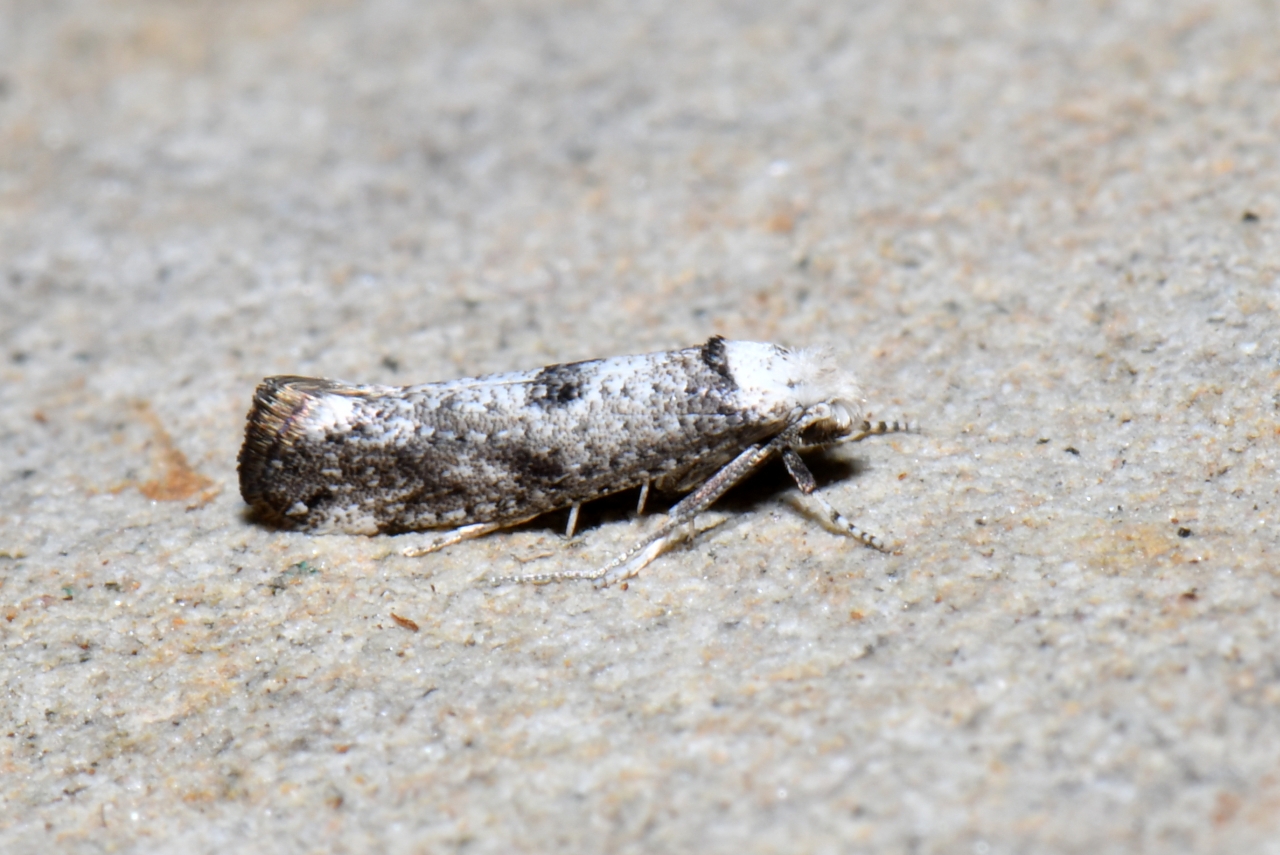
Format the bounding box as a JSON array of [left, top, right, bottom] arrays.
[[2, 1, 1278, 852]]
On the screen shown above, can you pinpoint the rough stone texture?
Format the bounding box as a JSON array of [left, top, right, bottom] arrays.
[[1, 1, 1277, 852]]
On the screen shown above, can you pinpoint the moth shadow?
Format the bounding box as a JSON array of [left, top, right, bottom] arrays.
[[515, 448, 868, 538], [714, 448, 866, 514], [240, 504, 294, 531], [511, 485, 661, 539]]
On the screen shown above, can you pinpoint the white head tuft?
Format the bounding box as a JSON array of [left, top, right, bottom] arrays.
[[723, 341, 863, 437]]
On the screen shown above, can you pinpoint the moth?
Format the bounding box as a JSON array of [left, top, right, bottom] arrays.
[[237, 336, 907, 585]]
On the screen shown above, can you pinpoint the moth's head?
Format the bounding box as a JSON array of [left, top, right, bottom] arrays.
[[723, 341, 864, 442]]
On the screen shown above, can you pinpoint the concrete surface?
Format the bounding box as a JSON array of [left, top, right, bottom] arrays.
[[1, 0, 1278, 852]]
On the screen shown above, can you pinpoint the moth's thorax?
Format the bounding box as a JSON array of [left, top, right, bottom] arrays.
[[723, 341, 863, 437]]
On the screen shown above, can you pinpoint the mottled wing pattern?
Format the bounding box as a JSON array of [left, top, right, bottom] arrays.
[[238, 339, 792, 534]]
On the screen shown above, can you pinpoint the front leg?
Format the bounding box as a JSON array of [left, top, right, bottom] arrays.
[[781, 447, 887, 552]]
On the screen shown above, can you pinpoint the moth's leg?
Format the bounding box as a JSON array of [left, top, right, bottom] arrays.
[[636, 479, 651, 515], [402, 517, 537, 558], [595, 442, 780, 585], [781, 447, 887, 552], [565, 503, 581, 539], [500, 442, 778, 587]]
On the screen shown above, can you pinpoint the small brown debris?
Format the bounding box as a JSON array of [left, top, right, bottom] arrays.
[[390, 613, 419, 632], [133, 401, 218, 504]]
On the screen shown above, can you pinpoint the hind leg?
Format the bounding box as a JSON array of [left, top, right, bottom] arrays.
[[402, 517, 538, 558]]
